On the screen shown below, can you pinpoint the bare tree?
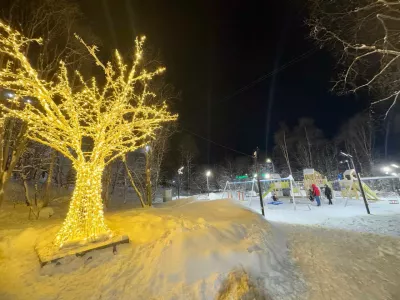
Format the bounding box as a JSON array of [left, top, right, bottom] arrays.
[[179, 134, 198, 195], [292, 118, 324, 169], [215, 157, 235, 190], [336, 112, 376, 174], [308, 0, 400, 117], [274, 123, 293, 175], [315, 141, 339, 180], [0, 118, 27, 206], [119, 80, 178, 207], [13, 142, 53, 217], [123, 126, 175, 207]]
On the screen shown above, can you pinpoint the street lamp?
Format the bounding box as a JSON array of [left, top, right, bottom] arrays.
[[382, 166, 391, 175], [340, 160, 351, 169], [266, 158, 275, 173], [177, 166, 184, 199], [340, 151, 370, 214], [206, 170, 211, 195]]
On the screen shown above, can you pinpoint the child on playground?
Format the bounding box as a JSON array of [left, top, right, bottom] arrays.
[[272, 192, 278, 201], [308, 189, 314, 202]]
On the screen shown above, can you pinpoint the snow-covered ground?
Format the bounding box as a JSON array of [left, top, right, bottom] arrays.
[[255, 196, 400, 236], [287, 225, 400, 300], [198, 192, 400, 236], [0, 198, 307, 299], [1, 195, 399, 299]]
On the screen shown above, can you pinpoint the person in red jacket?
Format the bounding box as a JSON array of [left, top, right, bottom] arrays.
[[311, 184, 321, 206]]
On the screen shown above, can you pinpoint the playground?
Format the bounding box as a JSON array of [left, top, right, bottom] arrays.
[[221, 168, 400, 235]]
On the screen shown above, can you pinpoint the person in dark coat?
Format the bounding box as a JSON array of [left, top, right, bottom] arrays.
[[272, 192, 278, 201], [308, 189, 314, 202], [324, 184, 333, 205], [311, 184, 321, 206]]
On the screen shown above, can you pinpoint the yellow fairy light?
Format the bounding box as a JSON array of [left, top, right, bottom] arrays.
[[0, 22, 177, 247]]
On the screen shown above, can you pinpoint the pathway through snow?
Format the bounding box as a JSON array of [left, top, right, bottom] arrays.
[[285, 224, 400, 300]]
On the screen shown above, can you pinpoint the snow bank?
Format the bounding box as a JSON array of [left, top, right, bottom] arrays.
[[0, 199, 306, 299]]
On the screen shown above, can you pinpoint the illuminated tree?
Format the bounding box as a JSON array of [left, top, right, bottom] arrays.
[[0, 0, 93, 207], [0, 22, 177, 247]]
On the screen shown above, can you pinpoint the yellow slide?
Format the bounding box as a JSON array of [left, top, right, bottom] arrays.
[[359, 182, 379, 200], [344, 181, 379, 201]]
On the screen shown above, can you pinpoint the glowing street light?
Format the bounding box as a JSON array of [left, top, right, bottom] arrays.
[[253, 173, 257, 178], [265, 158, 275, 173], [340, 160, 351, 170], [206, 170, 211, 195], [391, 164, 399, 169], [263, 173, 271, 179], [382, 166, 391, 174]]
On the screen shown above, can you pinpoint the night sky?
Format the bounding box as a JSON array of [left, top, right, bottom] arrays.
[[79, 0, 368, 163]]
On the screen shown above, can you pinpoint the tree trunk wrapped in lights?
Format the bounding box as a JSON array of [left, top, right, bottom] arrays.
[[0, 22, 177, 247], [56, 162, 109, 245]]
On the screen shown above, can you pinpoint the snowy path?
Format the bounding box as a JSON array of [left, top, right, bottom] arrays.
[[285, 224, 400, 300]]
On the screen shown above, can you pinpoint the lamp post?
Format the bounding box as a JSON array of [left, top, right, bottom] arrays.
[[177, 166, 184, 199], [340, 151, 370, 214], [266, 158, 275, 173], [254, 148, 265, 216], [206, 170, 211, 195], [340, 160, 351, 170]]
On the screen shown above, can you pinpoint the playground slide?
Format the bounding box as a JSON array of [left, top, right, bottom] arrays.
[[353, 182, 379, 200]]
